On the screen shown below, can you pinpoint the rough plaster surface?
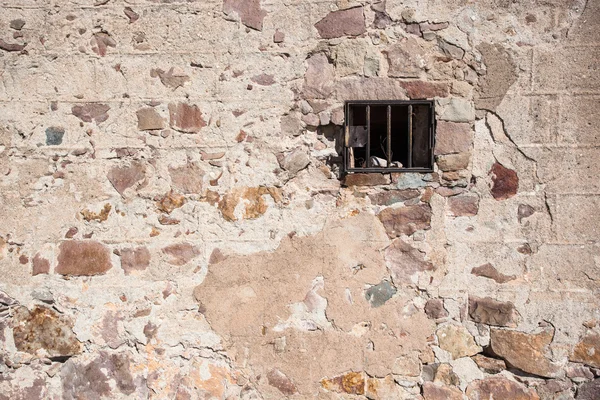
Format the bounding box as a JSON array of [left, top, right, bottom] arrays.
[[0, 0, 598, 398]]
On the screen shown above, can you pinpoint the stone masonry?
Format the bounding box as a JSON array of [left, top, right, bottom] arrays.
[[0, 0, 599, 398]]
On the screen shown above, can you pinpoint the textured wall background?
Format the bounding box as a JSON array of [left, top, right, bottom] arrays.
[[0, 0, 599, 398]]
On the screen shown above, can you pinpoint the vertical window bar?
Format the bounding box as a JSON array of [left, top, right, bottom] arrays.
[[366, 105, 371, 168], [386, 105, 392, 168], [407, 105, 413, 168]]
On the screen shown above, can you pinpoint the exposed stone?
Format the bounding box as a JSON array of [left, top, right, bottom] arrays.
[[400, 81, 449, 99], [223, 0, 267, 31], [425, 299, 449, 319], [107, 162, 146, 196], [81, 203, 111, 222], [162, 243, 200, 266], [434, 363, 460, 386], [439, 98, 475, 123], [423, 382, 463, 400], [384, 238, 434, 285], [91, 32, 116, 56], [369, 189, 420, 205], [437, 324, 481, 359], [156, 190, 186, 213], [0, 38, 26, 52], [365, 280, 397, 308], [303, 53, 335, 99], [151, 67, 190, 89], [267, 368, 298, 395], [10, 19, 26, 30], [471, 354, 506, 374], [120, 247, 150, 275], [56, 241, 112, 276], [61, 352, 136, 399], [12, 306, 81, 358], [273, 29, 285, 43], [32, 253, 50, 276], [468, 296, 518, 327], [169, 163, 205, 194], [124, 7, 139, 23], [571, 333, 600, 368], [392, 353, 421, 376], [301, 113, 320, 127], [448, 195, 479, 216], [436, 187, 465, 197], [518, 204, 535, 223], [490, 327, 561, 378], [218, 187, 282, 222], [343, 173, 391, 187], [475, 43, 517, 112], [566, 363, 594, 382], [384, 38, 427, 78], [168, 103, 206, 133], [279, 150, 310, 176], [45, 127, 65, 145], [366, 375, 410, 399], [251, 74, 275, 86], [314, 7, 366, 39], [435, 122, 472, 155], [436, 152, 470, 171], [72, 103, 110, 124], [490, 162, 519, 200], [438, 39, 465, 59], [471, 263, 516, 283], [536, 379, 573, 400], [576, 379, 600, 400], [379, 204, 432, 237], [321, 371, 364, 395], [136, 108, 164, 130], [466, 377, 539, 400]]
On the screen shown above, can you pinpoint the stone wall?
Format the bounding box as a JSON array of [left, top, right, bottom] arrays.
[[0, 0, 599, 398]]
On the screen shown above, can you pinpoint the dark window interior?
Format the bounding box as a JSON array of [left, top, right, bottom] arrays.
[[345, 101, 434, 172]]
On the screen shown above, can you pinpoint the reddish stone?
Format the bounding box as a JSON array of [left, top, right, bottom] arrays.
[[124, 7, 139, 23], [169, 163, 204, 194], [577, 379, 600, 400], [168, 103, 206, 133], [384, 239, 434, 285], [12, 306, 81, 357], [303, 53, 335, 99], [343, 173, 390, 187], [369, 189, 420, 205], [273, 30, 285, 43], [571, 333, 600, 368], [56, 241, 112, 276], [436, 187, 465, 197], [90, 32, 116, 56], [267, 368, 298, 395], [19, 254, 29, 264], [471, 354, 506, 374], [107, 162, 145, 196], [436, 152, 470, 171], [423, 382, 463, 400], [425, 299, 448, 319], [0, 39, 26, 52], [466, 377, 539, 400], [321, 372, 365, 395], [400, 81, 449, 99], [469, 296, 518, 327], [32, 253, 50, 276], [489, 162, 518, 200], [378, 204, 432, 237], [136, 108, 164, 130], [435, 121, 472, 155], [72, 103, 110, 124], [120, 247, 150, 275], [314, 7, 366, 39], [223, 0, 267, 31], [162, 243, 200, 266], [448, 195, 479, 216], [490, 327, 561, 377], [471, 263, 515, 283], [156, 190, 186, 214], [251, 74, 275, 86]]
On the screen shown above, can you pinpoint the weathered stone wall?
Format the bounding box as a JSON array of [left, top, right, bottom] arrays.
[[0, 0, 598, 398]]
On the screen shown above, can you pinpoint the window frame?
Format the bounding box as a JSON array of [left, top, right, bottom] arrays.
[[343, 100, 436, 174]]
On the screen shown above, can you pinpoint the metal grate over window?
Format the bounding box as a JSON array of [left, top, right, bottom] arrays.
[[343, 100, 435, 173]]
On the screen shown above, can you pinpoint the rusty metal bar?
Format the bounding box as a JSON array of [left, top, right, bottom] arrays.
[[386, 105, 392, 168], [366, 105, 371, 168], [407, 104, 413, 168]]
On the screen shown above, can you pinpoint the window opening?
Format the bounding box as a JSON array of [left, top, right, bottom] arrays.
[[344, 100, 435, 173]]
